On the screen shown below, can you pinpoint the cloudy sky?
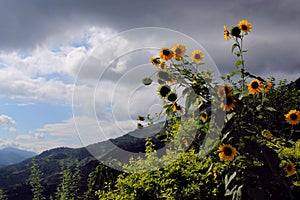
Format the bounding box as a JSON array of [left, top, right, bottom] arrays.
[[0, 0, 299, 153]]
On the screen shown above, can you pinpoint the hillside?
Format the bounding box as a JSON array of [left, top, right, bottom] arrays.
[[0, 122, 164, 199], [0, 147, 37, 167]]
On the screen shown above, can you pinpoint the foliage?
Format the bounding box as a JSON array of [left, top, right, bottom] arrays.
[[29, 157, 45, 200], [95, 20, 300, 200], [55, 160, 81, 200], [0, 188, 7, 200]]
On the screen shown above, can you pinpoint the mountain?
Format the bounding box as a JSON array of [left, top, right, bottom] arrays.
[[0, 147, 37, 167], [0, 122, 165, 200]]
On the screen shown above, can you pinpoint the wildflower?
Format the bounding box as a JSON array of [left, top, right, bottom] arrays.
[[167, 92, 177, 102], [261, 129, 272, 139], [217, 84, 233, 98], [285, 109, 300, 125], [230, 26, 241, 38], [150, 57, 160, 66], [191, 50, 204, 64], [248, 79, 263, 95], [172, 44, 186, 60], [159, 48, 173, 61], [223, 25, 230, 40], [285, 162, 296, 176], [238, 20, 252, 33], [220, 96, 236, 112], [158, 85, 171, 97], [218, 144, 237, 161]]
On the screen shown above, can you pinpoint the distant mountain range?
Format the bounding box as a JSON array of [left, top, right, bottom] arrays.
[[0, 122, 165, 200], [0, 147, 37, 167]]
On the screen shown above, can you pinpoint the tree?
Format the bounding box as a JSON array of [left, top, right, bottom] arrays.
[[29, 157, 45, 200], [56, 160, 81, 200]]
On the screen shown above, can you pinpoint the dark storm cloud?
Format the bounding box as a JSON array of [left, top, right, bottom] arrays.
[[0, 0, 299, 79]]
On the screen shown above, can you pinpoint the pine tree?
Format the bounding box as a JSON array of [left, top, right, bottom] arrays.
[[55, 160, 81, 200], [29, 157, 45, 200]]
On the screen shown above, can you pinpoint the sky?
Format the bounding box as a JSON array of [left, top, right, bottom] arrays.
[[0, 0, 299, 153]]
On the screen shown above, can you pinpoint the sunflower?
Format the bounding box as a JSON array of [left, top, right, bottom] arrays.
[[220, 96, 236, 112], [223, 25, 230, 40], [158, 85, 171, 97], [159, 48, 173, 61], [217, 84, 233, 98], [285, 109, 300, 125], [167, 92, 177, 102], [191, 50, 204, 64], [230, 26, 241, 38], [172, 44, 186, 60], [248, 79, 263, 95], [150, 57, 160, 66], [218, 144, 237, 161], [200, 112, 208, 122], [239, 20, 252, 33], [263, 81, 272, 92], [261, 129, 272, 139], [285, 162, 296, 176]]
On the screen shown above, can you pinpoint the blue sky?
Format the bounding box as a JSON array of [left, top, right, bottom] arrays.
[[0, 0, 299, 153]]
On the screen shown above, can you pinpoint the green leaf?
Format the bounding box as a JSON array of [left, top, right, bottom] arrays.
[[234, 60, 243, 69], [231, 43, 239, 52], [265, 107, 277, 112]]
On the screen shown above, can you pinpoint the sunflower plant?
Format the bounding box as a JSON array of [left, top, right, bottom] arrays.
[[96, 20, 300, 200]]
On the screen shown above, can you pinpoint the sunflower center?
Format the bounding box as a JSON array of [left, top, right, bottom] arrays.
[[224, 147, 232, 156], [226, 96, 233, 105], [241, 25, 247, 30], [163, 49, 170, 56], [167, 93, 177, 102], [287, 165, 292, 171], [290, 113, 298, 120], [225, 87, 231, 94], [175, 48, 182, 54], [251, 81, 259, 89], [159, 86, 171, 97], [195, 54, 201, 59], [231, 27, 241, 37]]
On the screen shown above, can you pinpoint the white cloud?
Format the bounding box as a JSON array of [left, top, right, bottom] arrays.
[[0, 114, 16, 125], [16, 135, 33, 141], [34, 133, 46, 139], [4, 127, 17, 132]]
